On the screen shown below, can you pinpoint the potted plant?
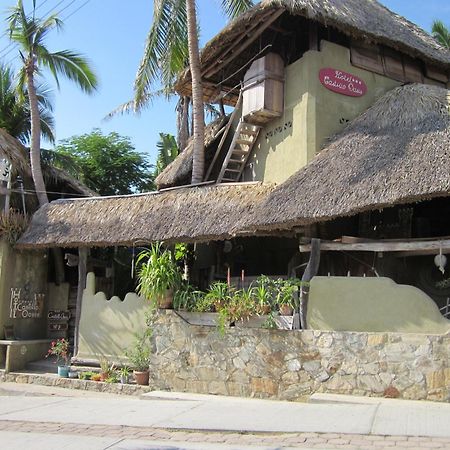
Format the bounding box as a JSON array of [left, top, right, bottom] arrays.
[[125, 332, 151, 386], [118, 366, 130, 384], [136, 242, 182, 309], [204, 282, 231, 312], [252, 276, 276, 315], [46, 338, 70, 377], [277, 279, 300, 316], [99, 357, 115, 382]]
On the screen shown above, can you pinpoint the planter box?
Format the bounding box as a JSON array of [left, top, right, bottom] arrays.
[[175, 311, 219, 327], [234, 315, 294, 330]]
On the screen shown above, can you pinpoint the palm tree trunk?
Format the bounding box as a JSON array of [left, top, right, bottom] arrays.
[[186, 0, 205, 184], [177, 96, 190, 152], [26, 67, 49, 207], [27, 65, 65, 284]]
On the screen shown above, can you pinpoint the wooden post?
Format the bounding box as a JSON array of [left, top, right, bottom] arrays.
[[297, 238, 321, 330], [73, 247, 88, 357]]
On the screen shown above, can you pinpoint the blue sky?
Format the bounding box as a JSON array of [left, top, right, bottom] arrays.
[[0, 0, 448, 165]]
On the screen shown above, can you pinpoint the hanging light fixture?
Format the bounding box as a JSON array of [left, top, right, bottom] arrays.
[[434, 242, 447, 275]]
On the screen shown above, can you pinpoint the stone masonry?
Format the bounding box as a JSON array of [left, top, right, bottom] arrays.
[[150, 311, 450, 402]]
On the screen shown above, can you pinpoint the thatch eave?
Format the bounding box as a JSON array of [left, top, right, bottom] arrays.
[[251, 84, 450, 231], [16, 182, 275, 249]]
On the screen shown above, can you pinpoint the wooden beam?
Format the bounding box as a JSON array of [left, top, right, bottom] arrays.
[[299, 238, 450, 253], [203, 9, 285, 79], [296, 238, 320, 330], [73, 247, 88, 357], [309, 22, 319, 51]]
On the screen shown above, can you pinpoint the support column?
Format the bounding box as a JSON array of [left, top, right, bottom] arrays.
[[73, 247, 88, 357], [297, 238, 321, 330]]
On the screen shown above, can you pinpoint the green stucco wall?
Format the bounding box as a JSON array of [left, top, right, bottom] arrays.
[[0, 240, 48, 340], [76, 272, 148, 363], [308, 276, 450, 334], [245, 41, 400, 184]]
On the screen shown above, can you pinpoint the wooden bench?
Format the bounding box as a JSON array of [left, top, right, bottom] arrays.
[[0, 339, 53, 373]]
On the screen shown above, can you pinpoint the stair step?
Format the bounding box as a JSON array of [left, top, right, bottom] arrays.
[[229, 158, 244, 163], [236, 139, 253, 146], [232, 149, 249, 155], [221, 177, 237, 182], [225, 168, 241, 173]]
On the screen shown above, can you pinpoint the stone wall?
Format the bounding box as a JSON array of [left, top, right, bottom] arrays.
[[150, 311, 450, 402]]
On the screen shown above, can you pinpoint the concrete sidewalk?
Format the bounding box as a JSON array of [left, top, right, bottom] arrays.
[[0, 382, 449, 449]]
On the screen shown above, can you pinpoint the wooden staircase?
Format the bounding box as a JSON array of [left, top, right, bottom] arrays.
[[217, 120, 261, 183]]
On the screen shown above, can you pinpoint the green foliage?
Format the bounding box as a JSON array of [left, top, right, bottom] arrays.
[[275, 278, 302, 309], [155, 133, 179, 177], [0, 64, 55, 143], [134, 0, 254, 110], [262, 312, 277, 330], [7, 0, 98, 95], [99, 357, 115, 377], [432, 20, 450, 49], [0, 210, 29, 244], [105, 374, 119, 384], [54, 129, 154, 195], [204, 282, 232, 309], [173, 281, 202, 311], [136, 242, 182, 308], [125, 332, 152, 371], [78, 371, 95, 380], [118, 366, 130, 377]]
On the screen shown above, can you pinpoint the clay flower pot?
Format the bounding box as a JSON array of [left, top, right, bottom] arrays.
[[279, 304, 294, 316], [157, 289, 174, 309], [134, 370, 149, 386]]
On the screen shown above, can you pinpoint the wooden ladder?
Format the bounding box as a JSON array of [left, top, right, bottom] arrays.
[[217, 120, 261, 183]]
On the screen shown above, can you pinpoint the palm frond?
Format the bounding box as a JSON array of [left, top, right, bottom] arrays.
[[220, 0, 254, 20], [104, 88, 170, 120], [134, 0, 188, 110], [39, 48, 98, 93], [432, 20, 450, 49]]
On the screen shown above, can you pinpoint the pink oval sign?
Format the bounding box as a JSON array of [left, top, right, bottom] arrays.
[[319, 68, 367, 97]]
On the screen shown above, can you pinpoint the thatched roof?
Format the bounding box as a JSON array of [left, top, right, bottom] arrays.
[[251, 84, 450, 231], [43, 165, 97, 198], [0, 128, 29, 173], [176, 0, 450, 102], [0, 128, 94, 194], [155, 115, 228, 189], [16, 183, 274, 249]]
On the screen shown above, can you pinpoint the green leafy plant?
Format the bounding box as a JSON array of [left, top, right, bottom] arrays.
[[78, 371, 95, 380], [118, 366, 130, 377], [262, 312, 278, 329], [252, 276, 277, 315], [205, 282, 232, 311], [125, 332, 152, 372], [276, 278, 301, 314], [0, 210, 30, 244], [99, 357, 115, 380], [46, 338, 70, 366], [105, 374, 119, 383], [173, 281, 201, 311], [136, 242, 182, 309]]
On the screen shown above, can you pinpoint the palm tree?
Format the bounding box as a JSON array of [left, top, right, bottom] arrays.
[[0, 64, 54, 144], [7, 0, 98, 207], [135, 0, 254, 184], [432, 20, 450, 49]]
